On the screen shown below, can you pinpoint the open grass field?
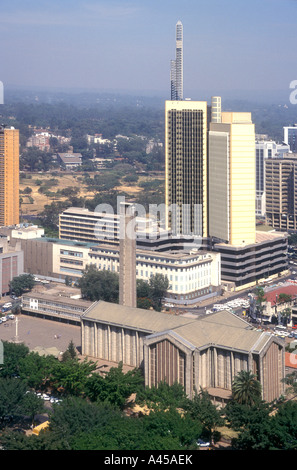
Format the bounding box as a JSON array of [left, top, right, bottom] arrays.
[[19, 171, 164, 217], [20, 173, 87, 215]]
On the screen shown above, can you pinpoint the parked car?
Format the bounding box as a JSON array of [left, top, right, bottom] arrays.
[[197, 439, 211, 447], [3, 302, 12, 309]]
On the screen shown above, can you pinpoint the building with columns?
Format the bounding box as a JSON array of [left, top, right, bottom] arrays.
[[81, 301, 285, 404]]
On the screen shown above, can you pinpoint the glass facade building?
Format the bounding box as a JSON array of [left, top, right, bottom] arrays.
[[165, 100, 208, 237]]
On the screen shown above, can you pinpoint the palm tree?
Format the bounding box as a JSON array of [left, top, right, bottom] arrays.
[[232, 370, 262, 406]]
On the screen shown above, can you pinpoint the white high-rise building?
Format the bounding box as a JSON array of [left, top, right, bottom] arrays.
[[284, 125, 297, 153], [170, 21, 183, 101]]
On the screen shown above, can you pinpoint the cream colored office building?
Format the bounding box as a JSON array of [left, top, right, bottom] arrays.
[[89, 244, 221, 302], [165, 100, 208, 238], [209, 112, 256, 246]]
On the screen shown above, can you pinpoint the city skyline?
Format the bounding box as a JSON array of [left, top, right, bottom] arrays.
[[1, 0, 297, 103]]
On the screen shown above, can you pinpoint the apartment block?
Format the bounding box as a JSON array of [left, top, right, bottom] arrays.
[[0, 126, 19, 226]]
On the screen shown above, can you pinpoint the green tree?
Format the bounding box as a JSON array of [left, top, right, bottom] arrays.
[[230, 402, 274, 450], [61, 340, 77, 362], [224, 400, 270, 431], [21, 392, 45, 426], [64, 275, 72, 287], [137, 381, 188, 410], [47, 397, 122, 448], [142, 408, 201, 449], [0, 377, 27, 424], [255, 286, 267, 323], [278, 293, 293, 304], [22, 186, 32, 194], [185, 388, 223, 444], [231, 370, 262, 406], [0, 342, 29, 378], [270, 401, 297, 450], [136, 279, 151, 298], [19, 352, 57, 390], [79, 265, 119, 302], [136, 275, 169, 311], [137, 297, 154, 310], [85, 362, 144, 408], [281, 307, 292, 326], [49, 357, 96, 397], [9, 273, 35, 296], [149, 274, 169, 311], [136, 279, 154, 309], [41, 200, 71, 231]]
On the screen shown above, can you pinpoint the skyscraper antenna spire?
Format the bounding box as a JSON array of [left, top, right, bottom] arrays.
[[170, 21, 183, 101]]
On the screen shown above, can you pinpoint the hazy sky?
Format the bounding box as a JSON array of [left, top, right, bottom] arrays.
[[1, 0, 297, 101]]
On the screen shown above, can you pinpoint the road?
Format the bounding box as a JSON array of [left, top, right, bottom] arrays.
[[173, 271, 297, 318]]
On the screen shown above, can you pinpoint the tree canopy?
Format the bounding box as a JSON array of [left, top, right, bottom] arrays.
[[9, 274, 35, 297], [231, 370, 262, 406], [79, 265, 119, 302]]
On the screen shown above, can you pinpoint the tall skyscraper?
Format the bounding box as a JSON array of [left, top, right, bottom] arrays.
[[208, 112, 256, 245], [165, 100, 208, 237], [208, 108, 287, 288], [0, 126, 19, 226], [170, 21, 183, 101]]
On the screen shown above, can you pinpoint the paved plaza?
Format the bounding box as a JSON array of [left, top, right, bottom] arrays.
[[0, 314, 81, 354]]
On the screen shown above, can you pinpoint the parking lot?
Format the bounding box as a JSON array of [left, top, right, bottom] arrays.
[[0, 314, 81, 354]]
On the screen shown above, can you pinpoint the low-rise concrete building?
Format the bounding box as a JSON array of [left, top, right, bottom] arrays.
[[8, 233, 221, 303], [213, 231, 288, 291], [0, 237, 24, 296], [57, 153, 82, 170], [22, 285, 93, 325]]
